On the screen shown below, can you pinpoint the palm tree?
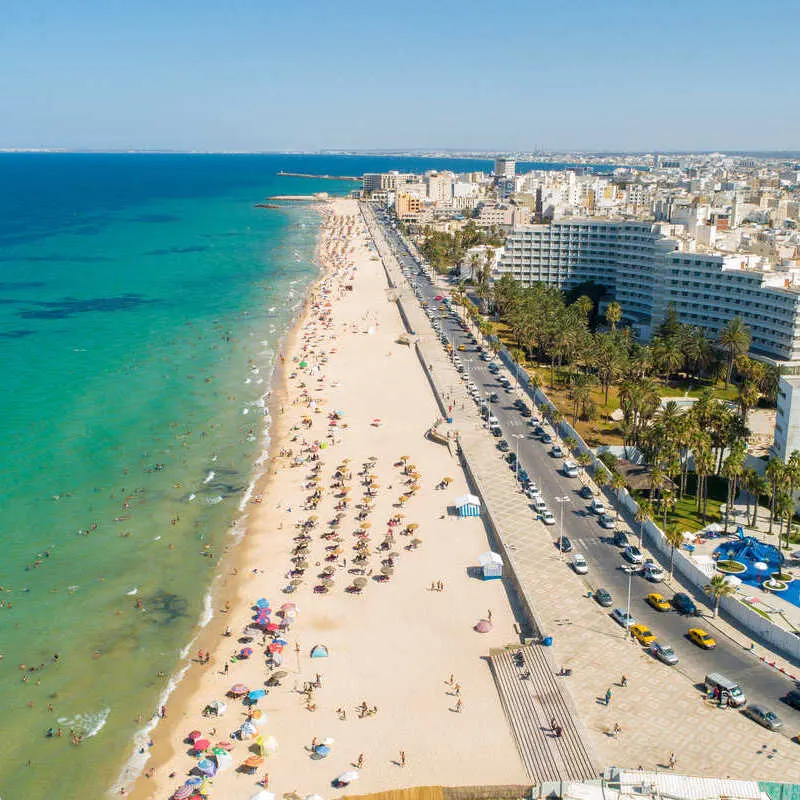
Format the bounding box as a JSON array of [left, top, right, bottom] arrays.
[[605, 301, 622, 331], [565, 435, 578, 454], [721, 442, 745, 533], [664, 522, 684, 578], [635, 498, 654, 547], [611, 472, 627, 519], [577, 452, 592, 476], [704, 574, 736, 618], [765, 457, 785, 536], [782, 450, 800, 549], [719, 317, 752, 386], [750, 473, 769, 529]]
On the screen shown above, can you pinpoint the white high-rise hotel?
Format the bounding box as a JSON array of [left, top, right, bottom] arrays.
[[496, 219, 800, 458]]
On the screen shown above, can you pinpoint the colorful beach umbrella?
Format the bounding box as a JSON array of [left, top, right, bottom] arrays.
[[248, 689, 267, 700], [173, 785, 194, 800], [230, 683, 248, 696], [196, 758, 216, 775], [256, 598, 270, 608], [193, 738, 210, 752]]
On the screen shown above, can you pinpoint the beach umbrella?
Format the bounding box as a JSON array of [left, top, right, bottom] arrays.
[[263, 734, 279, 753], [193, 738, 210, 752], [256, 598, 270, 609], [248, 689, 267, 701], [361, 521, 372, 529], [214, 750, 232, 770], [250, 792, 276, 800], [173, 785, 195, 800], [380, 566, 394, 576], [212, 747, 228, 757], [196, 758, 216, 776], [185, 777, 204, 787], [280, 603, 296, 612], [240, 721, 258, 739], [268, 642, 284, 654], [266, 622, 280, 632], [271, 670, 288, 680], [314, 744, 331, 757], [239, 647, 254, 658], [474, 619, 493, 633], [215, 741, 234, 751], [250, 709, 267, 724], [272, 637, 288, 646], [207, 700, 227, 715], [407, 523, 419, 531], [321, 736, 335, 745], [411, 537, 422, 546], [306, 794, 325, 800], [337, 770, 360, 785], [188, 730, 202, 742], [352, 577, 368, 588], [230, 683, 248, 696]]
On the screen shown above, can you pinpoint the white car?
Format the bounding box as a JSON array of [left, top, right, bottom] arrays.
[[598, 513, 616, 530], [525, 484, 540, 500], [589, 498, 606, 515], [572, 554, 589, 574], [488, 416, 500, 426], [643, 561, 665, 582], [532, 497, 548, 513], [562, 460, 578, 478], [549, 445, 564, 458], [541, 510, 556, 525]]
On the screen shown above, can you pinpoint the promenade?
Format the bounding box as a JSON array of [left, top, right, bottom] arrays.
[[364, 202, 800, 781]]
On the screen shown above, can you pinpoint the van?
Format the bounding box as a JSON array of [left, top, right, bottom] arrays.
[[489, 424, 502, 437], [704, 673, 746, 707]]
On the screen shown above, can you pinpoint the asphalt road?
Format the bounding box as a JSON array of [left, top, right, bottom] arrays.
[[373, 210, 800, 735]]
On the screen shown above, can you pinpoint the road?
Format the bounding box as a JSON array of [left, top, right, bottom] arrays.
[[373, 208, 800, 734]]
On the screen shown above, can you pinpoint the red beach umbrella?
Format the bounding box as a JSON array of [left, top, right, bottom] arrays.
[[187, 730, 202, 742], [192, 738, 210, 752]]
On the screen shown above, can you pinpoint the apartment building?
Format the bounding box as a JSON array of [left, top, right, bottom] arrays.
[[497, 220, 800, 364]]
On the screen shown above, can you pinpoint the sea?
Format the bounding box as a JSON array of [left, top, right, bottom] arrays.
[[0, 153, 608, 799]]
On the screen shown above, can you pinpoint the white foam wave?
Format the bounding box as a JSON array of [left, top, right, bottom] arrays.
[[202, 470, 215, 484], [57, 707, 110, 738]]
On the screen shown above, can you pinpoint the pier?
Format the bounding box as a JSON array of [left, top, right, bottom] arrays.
[[277, 171, 360, 181]]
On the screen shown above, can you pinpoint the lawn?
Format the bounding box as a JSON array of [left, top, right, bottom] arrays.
[[491, 320, 739, 448], [661, 474, 726, 533]]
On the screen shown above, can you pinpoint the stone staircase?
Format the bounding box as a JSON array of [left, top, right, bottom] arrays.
[[489, 645, 598, 782]]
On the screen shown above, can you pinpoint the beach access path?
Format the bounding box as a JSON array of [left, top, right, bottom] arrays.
[[128, 198, 528, 799]]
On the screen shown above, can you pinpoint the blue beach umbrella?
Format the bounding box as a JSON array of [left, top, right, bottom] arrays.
[[196, 758, 216, 776], [185, 776, 203, 786], [255, 598, 270, 609], [314, 744, 331, 757], [248, 689, 266, 701], [272, 638, 288, 646]]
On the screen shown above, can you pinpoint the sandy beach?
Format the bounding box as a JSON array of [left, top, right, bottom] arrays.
[[125, 198, 527, 799]]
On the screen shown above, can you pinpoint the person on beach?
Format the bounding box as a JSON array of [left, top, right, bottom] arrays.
[[356, 753, 364, 769], [400, 750, 406, 767]]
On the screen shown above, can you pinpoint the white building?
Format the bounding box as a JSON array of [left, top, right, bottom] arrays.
[[772, 375, 800, 460], [494, 157, 516, 179]]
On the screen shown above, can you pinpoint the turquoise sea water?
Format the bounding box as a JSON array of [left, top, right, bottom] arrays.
[[0, 153, 596, 798]]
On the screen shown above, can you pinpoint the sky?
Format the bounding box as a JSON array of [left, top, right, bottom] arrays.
[[1, 0, 799, 153]]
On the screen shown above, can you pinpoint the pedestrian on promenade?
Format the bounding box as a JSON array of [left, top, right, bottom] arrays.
[[668, 752, 676, 769], [620, 674, 627, 687], [400, 750, 406, 767], [487, 609, 493, 623], [605, 688, 612, 705]]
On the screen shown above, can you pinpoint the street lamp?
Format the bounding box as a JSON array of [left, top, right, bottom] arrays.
[[555, 495, 570, 560], [512, 433, 525, 484]]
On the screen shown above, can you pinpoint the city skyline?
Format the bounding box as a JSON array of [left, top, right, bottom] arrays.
[[2, 0, 798, 152]]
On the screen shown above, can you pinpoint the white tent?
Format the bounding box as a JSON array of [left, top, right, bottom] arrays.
[[478, 551, 503, 579]]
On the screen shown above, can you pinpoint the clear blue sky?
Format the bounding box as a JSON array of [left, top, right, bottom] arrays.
[[2, 0, 798, 152]]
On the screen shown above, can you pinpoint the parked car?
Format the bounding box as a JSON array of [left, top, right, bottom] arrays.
[[579, 485, 594, 500], [742, 704, 783, 731], [525, 484, 540, 500], [562, 460, 578, 478], [541, 510, 556, 526], [572, 554, 589, 574], [783, 689, 800, 710], [612, 530, 629, 547], [610, 607, 636, 628], [623, 545, 643, 564], [532, 497, 547, 513], [650, 641, 679, 665], [599, 513, 616, 530], [594, 587, 613, 607], [647, 592, 671, 612], [549, 444, 564, 458], [589, 498, 606, 515], [519, 406, 531, 417], [688, 628, 717, 649], [533, 425, 546, 438], [629, 624, 657, 646], [556, 534, 572, 549], [497, 439, 509, 452], [490, 424, 502, 437], [672, 592, 698, 615], [540, 433, 553, 444], [643, 561, 665, 582], [505, 452, 517, 466]]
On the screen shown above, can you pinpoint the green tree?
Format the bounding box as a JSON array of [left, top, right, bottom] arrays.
[[635, 498, 654, 547], [719, 317, 752, 386], [664, 521, 684, 578], [704, 574, 736, 618], [605, 300, 622, 331], [611, 472, 627, 519], [765, 457, 785, 537]]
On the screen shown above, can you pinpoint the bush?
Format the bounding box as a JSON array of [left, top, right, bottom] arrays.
[[598, 451, 618, 472]]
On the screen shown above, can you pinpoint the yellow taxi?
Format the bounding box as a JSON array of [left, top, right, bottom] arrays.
[[629, 624, 657, 646], [688, 628, 717, 649], [457, 344, 466, 352], [647, 592, 671, 612]]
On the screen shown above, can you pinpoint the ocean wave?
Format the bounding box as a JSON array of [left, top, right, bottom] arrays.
[[57, 707, 110, 738], [202, 470, 215, 484]]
